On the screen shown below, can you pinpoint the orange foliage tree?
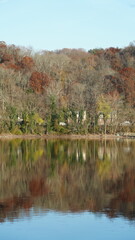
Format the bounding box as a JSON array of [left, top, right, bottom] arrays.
[[20, 56, 34, 71], [29, 71, 50, 93], [119, 67, 135, 106]]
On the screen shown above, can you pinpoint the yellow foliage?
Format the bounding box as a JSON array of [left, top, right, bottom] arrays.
[[33, 113, 44, 125], [97, 95, 112, 119]]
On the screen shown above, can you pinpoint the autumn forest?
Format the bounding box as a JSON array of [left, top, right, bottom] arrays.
[[0, 41, 135, 135]]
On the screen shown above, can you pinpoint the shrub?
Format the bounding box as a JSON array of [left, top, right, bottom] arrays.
[[11, 126, 23, 135]]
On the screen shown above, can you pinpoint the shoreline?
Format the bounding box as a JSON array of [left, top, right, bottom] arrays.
[[0, 133, 129, 140]]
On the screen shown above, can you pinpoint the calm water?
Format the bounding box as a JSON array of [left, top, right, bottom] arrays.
[[0, 138, 135, 239]]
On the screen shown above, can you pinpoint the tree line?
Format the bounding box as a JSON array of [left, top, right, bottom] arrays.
[[0, 41, 135, 134]]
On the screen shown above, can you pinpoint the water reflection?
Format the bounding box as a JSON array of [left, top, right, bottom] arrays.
[[0, 138, 135, 223]]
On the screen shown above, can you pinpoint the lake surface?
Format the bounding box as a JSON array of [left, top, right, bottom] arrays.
[[0, 138, 135, 239]]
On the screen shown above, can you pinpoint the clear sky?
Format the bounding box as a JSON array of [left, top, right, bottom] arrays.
[[0, 0, 135, 52]]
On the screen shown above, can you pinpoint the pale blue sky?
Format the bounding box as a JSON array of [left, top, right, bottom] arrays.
[[0, 0, 135, 51]]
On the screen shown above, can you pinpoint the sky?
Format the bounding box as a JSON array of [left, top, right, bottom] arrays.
[[0, 0, 135, 52]]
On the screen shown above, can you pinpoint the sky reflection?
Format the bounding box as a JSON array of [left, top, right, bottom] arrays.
[[0, 211, 135, 240]]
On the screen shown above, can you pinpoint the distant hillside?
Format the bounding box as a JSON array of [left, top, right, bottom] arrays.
[[0, 41, 135, 134]]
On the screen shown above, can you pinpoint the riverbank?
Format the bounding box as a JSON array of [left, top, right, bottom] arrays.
[[0, 133, 127, 140]]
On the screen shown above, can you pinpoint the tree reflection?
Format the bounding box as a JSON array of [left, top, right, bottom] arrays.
[[0, 138, 135, 222]]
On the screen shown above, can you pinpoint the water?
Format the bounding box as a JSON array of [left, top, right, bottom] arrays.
[[0, 138, 135, 239]]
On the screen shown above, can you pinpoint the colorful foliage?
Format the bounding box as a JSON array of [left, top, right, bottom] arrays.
[[29, 71, 50, 93]]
